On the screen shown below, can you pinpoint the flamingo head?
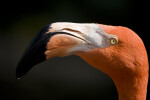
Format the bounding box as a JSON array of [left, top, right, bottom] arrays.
[[16, 22, 148, 81]]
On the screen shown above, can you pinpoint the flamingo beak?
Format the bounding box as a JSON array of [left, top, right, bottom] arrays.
[[16, 24, 87, 78], [16, 22, 118, 78]]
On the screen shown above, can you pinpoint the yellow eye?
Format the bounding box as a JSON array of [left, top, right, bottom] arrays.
[[109, 38, 118, 45]]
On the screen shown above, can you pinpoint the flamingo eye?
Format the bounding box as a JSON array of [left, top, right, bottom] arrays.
[[109, 38, 118, 45]]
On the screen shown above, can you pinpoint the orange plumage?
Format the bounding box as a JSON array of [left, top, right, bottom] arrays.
[[17, 22, 149, 100], [78, 24, 149, 100]]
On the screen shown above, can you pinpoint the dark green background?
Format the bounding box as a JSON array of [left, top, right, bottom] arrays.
[[0, 0, 149, 100]]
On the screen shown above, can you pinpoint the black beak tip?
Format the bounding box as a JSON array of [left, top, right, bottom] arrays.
[[16, 64, 28, 79], [16, 71, 24, 79], [16, 24, 51, 79]]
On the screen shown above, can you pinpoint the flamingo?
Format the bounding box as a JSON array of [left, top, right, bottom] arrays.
[[16, 22, 149, 100]]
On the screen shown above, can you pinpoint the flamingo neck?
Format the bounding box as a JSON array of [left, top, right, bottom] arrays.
[[113, 72, 148, 100], [78, 52, 149, 100]]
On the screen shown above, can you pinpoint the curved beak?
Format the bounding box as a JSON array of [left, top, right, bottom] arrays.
[[16, 24, 88, 78], [16, 22, 117, 78]]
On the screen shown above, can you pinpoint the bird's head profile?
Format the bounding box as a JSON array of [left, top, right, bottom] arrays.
[[16, 22, 148, 78], [16, 22, 149, 100]]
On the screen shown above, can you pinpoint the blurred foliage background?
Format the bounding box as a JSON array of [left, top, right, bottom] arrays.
[[0, 0, 149, 100]]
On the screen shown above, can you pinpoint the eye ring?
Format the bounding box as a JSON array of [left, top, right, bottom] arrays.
[[109, 38, 118, 45]]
